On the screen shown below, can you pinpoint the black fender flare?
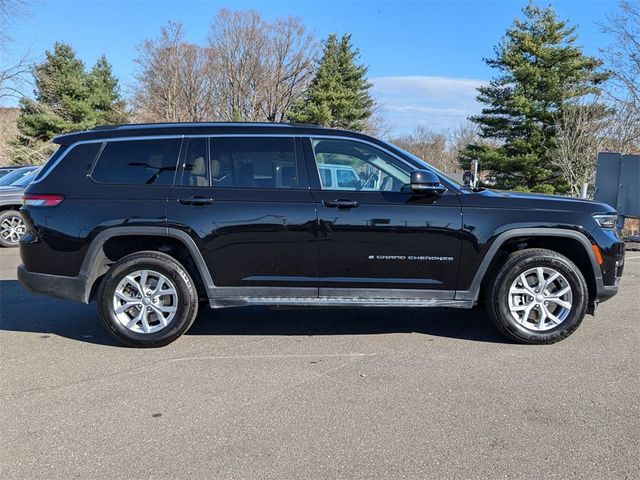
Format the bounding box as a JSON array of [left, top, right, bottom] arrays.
[[80, 226, 215, 303], [454, 228, 602, 302]]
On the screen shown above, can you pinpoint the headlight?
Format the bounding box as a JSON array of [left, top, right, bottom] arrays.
[[593, 214, 618, 229]]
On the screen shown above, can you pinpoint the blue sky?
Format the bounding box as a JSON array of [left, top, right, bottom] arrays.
[[6, 0, 622, 134]]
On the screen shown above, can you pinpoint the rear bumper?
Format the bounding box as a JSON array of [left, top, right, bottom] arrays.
[[17, 264, 90, 304]]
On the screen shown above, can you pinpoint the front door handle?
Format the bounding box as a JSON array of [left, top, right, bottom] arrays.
[[178, 196, 214, 206], [323, 199, 360, 209]]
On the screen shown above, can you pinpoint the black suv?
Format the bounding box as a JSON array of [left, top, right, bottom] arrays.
[[17, 123, 624, 347]]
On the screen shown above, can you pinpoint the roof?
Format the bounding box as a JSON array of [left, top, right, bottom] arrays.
[[53, 122, 366, 146]]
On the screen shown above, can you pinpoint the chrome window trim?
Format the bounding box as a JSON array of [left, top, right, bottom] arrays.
[[32, 132, 455, 190]]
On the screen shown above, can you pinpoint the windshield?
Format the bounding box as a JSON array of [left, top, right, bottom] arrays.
[[390, 144, 463, 188], [11, 168, 41, 187], [0, 167, 38, 187]]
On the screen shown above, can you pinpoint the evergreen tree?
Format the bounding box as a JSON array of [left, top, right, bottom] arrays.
[[464, 2, 610, 193], [12, 42, 127, 165], [88, 55, 128, 125], [288, 34, 373, 131]]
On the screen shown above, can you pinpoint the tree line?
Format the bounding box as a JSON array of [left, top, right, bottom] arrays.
[[1, 1, 638, 197]]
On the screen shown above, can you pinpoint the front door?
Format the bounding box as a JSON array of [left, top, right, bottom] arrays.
[[304, 137, 462, 296], [168, 136, 318, 299]]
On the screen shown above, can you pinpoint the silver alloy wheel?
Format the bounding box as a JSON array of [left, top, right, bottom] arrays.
[[112, 270, 178, 334], [508, 266, 573, 332], [0, 214, 25, 244]]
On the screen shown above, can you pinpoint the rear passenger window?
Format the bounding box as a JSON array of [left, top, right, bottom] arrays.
[[210, 137, 298, 189], [181, 138, 209, 187], [92, 139, 181, 185]]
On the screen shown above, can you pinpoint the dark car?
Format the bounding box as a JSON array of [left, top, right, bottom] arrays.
[[0, 166, 41, 247], [17, 123, 624, 347]]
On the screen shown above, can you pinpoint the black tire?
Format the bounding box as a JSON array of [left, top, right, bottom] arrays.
[[485, 248, 588, 344], [97, 251, 199, 347], [0, 210, 26, 248]]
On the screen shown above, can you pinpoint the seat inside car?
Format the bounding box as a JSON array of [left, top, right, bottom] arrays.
[[188, 156, 208, 186]]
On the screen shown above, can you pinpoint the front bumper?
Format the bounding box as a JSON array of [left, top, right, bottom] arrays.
[[596, 278, 620, 303], [17, 264, 90, 304]]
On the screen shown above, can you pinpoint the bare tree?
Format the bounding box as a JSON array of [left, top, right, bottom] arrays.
[[600, 100, 640, 154], [390, 126, 453, 172], [208, 10, 268, 121], [132, 22, 218, 122], [260, 16, 317, 122], [551, 100, 609, 198], [599, 1, 640, 153], [132, 11, 317, 124], [362, 103, 392, 138], [601, 1, 640, 111], [0, 50, 30, 103], [447, 121, 480, 164], [208, 10, 317, 122], [0, 0, 31, 48], [0, 0, 32, 103]]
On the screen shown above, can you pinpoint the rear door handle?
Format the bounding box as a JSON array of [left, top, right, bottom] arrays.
[[178, 196, 214, 206], [323, 199, 360, 209]]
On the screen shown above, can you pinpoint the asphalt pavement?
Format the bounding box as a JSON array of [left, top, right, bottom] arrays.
[[1, 247, 639, 479]]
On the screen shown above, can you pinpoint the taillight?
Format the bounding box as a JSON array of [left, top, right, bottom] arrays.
[[23, 194, 64, 207]]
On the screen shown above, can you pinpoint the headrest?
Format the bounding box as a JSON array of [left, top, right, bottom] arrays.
[[191, 156, 206, 175], [211, 159, 220, 178]]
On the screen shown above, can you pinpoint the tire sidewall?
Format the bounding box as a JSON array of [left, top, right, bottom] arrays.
[[495, 255, 587, 343], [98, 254, 198, 347]]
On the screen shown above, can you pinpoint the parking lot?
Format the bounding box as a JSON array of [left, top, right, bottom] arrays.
[[1, 247, 638, 479]]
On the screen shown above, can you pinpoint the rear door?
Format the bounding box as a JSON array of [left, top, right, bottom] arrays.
[[167, 136, 318, 299], [303, 136, 462, 296]]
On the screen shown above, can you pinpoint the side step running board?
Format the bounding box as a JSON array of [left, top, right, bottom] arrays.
[[209, 297, 475, 309]]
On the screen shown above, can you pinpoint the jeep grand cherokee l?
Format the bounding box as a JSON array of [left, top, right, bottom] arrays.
[[17, 123, 624, 347]]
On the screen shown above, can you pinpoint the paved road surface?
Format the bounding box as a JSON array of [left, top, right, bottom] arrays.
[[1, 248, 639, 479]]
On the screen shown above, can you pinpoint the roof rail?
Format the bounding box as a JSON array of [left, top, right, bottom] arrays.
[[90, 121, 323, 131]]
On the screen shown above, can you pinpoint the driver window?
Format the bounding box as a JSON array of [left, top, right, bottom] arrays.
[[311, 138, 411, 192]]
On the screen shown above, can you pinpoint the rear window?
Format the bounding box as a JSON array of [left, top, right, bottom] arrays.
[[91, 139, 181, 185]]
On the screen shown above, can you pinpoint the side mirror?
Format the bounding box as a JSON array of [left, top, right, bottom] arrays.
[[410, 170, 446, 195]]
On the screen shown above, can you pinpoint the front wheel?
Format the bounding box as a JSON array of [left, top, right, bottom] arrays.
[[486, 248, 588, 344], [97, 251, 199, 347]]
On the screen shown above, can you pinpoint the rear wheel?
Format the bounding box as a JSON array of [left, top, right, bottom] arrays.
[[486, 248, 588, 344], [0, 210, 26, 248], [97, 251, 199, 347]]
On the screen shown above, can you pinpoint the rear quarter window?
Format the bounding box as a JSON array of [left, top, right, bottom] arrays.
[[91, 139, 182, 185], [31, 146, 67, 183]]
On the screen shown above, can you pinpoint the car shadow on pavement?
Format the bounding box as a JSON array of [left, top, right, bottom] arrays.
[[0, 280, 510, 346], [0, 280, 120, 346], [189, 304, 509, 343]]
